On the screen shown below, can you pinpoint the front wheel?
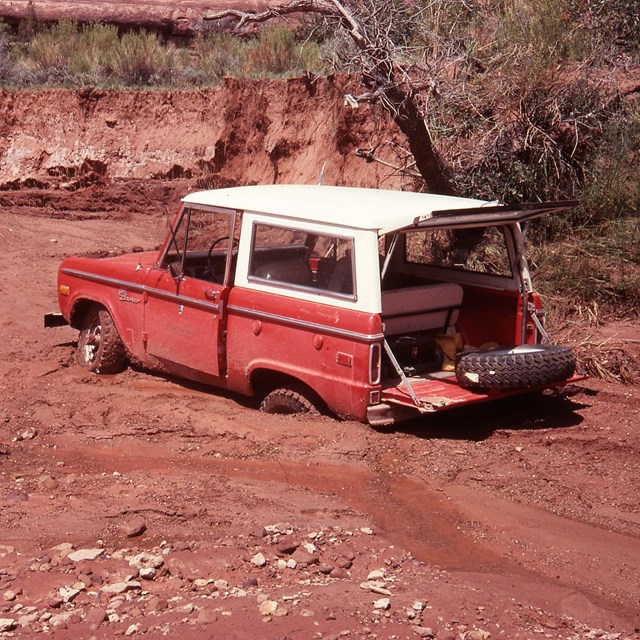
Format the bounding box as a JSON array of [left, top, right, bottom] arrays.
[[77, 307, 127, 374], [260, 384, 321, 416]]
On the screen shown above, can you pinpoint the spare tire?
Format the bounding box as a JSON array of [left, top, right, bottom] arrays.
[[455, 344, 575, 391]]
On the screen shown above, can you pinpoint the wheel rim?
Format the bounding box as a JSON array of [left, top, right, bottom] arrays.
[[81, 318, 102, 365]]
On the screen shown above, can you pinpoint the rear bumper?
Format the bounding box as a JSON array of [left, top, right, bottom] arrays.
[[368, 374, 587, 427], [44, 312, 69, 328]]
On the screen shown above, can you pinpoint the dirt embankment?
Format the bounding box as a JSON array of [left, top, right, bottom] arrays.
[[0, 76, 406, 194]]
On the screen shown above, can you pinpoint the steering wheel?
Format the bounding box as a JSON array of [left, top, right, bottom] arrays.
[[206, 236, 238, 281]]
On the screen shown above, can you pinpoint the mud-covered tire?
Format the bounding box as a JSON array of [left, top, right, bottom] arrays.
[[77, 307, 127, 374], [455, 344, 575, 390], [260, 385, 321, 415]]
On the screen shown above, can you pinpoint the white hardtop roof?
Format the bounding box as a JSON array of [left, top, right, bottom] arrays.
[[182, 184, 495, 234]]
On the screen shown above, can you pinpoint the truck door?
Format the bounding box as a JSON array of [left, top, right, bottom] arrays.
[[143, 206, 240, 377]]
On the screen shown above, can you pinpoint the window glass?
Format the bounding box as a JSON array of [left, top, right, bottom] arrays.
[[405, 226, 512, 277], [250, 223, 355, 296]]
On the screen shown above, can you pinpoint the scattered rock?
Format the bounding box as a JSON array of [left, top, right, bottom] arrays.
[[259, 600, 278, 616], [85, 607, 107, 631], [121, 519, 147, 538], [67, 548, 104, 563], [360, 581, 392, 596], [412, 626, 435, 638], [101, 581, 142, 595], [0, 618, 15, 632]]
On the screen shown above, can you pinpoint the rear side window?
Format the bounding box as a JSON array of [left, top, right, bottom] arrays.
[[249, 223, 356, 297], [405, 226, 513, 277]]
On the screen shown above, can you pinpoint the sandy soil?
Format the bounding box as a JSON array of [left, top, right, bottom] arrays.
[[0, 81, 639, 639]]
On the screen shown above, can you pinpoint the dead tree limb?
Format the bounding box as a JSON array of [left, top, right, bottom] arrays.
[[203, 0, 455, 194]]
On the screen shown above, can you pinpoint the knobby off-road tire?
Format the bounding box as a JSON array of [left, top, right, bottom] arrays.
[[455, 344, 575, 391], [77, 307, 127, 374], [260, 385, 321, 415]]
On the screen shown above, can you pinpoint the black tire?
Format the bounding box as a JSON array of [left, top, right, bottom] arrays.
[[260, 385, 321, 415], [455, 344, 575, 391], [77, 307, 127, 374]]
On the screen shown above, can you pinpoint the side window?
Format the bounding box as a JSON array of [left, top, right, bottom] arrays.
[[405, 226, 513, 277], [249, 223, 355, 297]]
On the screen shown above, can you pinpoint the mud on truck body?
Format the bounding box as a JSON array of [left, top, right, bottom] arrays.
[[46, 184, 581, 426]]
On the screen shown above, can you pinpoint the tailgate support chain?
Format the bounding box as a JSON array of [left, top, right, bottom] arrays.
[[383, 339, 422, 407]]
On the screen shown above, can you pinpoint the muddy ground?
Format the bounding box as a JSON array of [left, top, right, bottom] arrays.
[[0, 184, 639, 640]]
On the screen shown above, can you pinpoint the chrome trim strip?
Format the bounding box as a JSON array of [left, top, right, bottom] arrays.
[[62, 268, 220, 313], [227, 304, 384, 342]]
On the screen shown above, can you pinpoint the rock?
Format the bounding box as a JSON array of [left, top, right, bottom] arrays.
[[67, 548, 104, 563], [291, 548, 319, 566], [197, 609, 218, 624], [3, 590, 16, 602], [251, 526, 267, 539], [317, 564, 333, 574], [41, 476, 59, 490], [125, 623, 140, 636], [359, 581, 391, 596], [47, 597, 63, 609], [276, 559, 287, 570], [329, 567, 349, 579], [251, 552, 267, 567], [259, 600, 278, 616], [0, 618, 15, 632], [243, 577, 258, 588], [412, 626, 435, 638], [275, 538, 300, 555], [127, 552, 164, 570], [146, 597, 168, 613], [59, 586, 82, 603], [466, 631, 490, 640], [139, 567, 156, 580], [286, 558, 297, 569], [85, 607, 107, 631], [101, 581, 141, 595], [336, 557, 352, 569], [367, 569, 386, 580], [373, 598, 391, 610], [412, 601, 425, 611], [360, 526, 375, 535], [121, 519, 147, 538]]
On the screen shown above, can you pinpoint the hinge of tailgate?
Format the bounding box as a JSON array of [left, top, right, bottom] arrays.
[[383, 339, 421, 407]]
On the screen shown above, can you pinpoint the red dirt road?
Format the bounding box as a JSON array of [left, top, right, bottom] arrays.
[[1, 188, 639, 639]]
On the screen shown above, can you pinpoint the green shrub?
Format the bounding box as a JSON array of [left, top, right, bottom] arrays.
[[243, 24, 322, 77], [191, 32, 247, 84], [109, 31, 188, 86]]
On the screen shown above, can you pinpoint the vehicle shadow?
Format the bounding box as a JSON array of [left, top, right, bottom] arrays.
[[389, 387, 589, 441]]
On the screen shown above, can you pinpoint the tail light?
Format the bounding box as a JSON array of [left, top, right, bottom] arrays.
[[369, 343, 381, 385]]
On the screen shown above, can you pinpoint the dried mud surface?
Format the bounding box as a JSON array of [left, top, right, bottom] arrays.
[[0, 80, 639, 639]]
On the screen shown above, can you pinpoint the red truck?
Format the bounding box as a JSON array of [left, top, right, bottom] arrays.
[[46, 184, 580, 426]]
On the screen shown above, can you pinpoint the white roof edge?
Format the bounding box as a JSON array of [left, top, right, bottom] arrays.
[[182, 184, 496, 233]]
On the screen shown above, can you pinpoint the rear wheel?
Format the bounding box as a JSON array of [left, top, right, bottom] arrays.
[[77, 307, 127, 374], [260, 384, 321, 415]]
